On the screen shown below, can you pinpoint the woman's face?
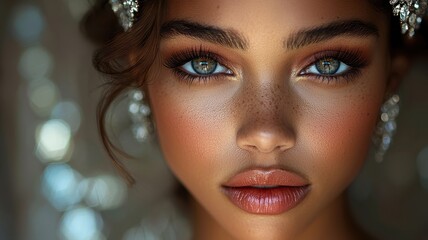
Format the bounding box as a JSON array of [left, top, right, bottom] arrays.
[[147, 0, 391, 239]]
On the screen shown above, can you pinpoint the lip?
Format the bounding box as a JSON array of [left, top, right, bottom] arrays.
[[222, 169, 310, 215]]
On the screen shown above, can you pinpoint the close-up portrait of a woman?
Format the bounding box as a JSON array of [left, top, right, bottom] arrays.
[[1, 0, 428, 240]]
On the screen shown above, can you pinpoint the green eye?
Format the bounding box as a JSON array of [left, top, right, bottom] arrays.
[[191, 57, 218, 75], [305, 57, 350, 76], [315, 58, 340, 74], [181, 57, 231, 76]]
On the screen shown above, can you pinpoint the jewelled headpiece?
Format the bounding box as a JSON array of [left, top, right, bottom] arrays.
[[390, 0, 427, 37], [109, 0, 428, 37], [109, 0, 139, 31]]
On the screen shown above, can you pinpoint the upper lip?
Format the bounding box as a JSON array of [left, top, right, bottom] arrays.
[[222, 168, 309, 188]]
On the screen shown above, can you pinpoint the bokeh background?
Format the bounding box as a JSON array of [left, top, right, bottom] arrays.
[[0, 0, 427, 239]]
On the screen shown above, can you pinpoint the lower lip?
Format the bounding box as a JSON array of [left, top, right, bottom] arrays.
[[222, 186, 310, 215]]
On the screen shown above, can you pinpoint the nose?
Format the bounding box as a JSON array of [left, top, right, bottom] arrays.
[[236, 89, 295, 154], [237, 120, 295, 153]]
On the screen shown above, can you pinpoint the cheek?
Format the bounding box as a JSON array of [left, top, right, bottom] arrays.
[[147, 82, 232, 191], [300, 92, 383, 194]]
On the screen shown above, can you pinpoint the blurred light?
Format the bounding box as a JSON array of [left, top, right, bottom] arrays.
[[81, 175, 127, 210], [65, 0, 90, 20], [12, 4, 44, 44], [41, 164, 84, 210], [28, 79, 59, 116], [416, 146, 428, 190], [123, 227, 157, 240], [19, 46, 53, 81], [51, 101, 82, 133], [60, 206, 104, 240], [36, 119, 72, 162]]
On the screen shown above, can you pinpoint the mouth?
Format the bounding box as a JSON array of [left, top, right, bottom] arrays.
[[221, 169, 310, 215]]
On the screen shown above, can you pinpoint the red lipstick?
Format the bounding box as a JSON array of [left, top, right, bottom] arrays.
[[222, 169, 310, 215]]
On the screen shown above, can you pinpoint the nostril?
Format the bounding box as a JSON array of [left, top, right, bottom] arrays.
[[236, 128, 295, 154]]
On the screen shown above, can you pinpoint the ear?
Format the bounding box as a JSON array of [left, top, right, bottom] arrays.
[[385, 52, 411, 97]]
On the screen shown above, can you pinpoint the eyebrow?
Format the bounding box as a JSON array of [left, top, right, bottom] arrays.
[[285, 20, 379, 50], [160, 19, 379, 51], [160, 20, 248, 50]]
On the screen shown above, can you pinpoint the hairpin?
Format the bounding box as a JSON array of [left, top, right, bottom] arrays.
[[109, 0, 139, 31], [390, 0, 428, 37]]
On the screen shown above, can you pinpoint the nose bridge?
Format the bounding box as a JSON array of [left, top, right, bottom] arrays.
[[236, 79, 295, 154], [248, 83, 284, 123]]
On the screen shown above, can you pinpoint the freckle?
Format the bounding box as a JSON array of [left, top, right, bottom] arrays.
[[217, 5, 220, 9]]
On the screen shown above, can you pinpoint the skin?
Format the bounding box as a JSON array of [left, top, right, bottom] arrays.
[[146, 0, 400, 239]]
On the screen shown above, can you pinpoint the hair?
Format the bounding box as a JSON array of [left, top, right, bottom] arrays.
[[81, 0, 427, 184]]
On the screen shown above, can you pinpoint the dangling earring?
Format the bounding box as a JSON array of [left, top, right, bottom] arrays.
[[373, 94, 400, 163], [128, 89, 152, 142]]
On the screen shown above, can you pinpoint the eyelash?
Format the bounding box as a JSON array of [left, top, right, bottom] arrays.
[[297, 49, 368, 84], [163, 47, 368, 85], [163, 47, 233, 84]]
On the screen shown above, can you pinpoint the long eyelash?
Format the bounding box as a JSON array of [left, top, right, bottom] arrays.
[[171, 69, 225, 85], [163, 46, 230, 84], [301, 49, 369, 84], [164, 46, 222, 69], [311, 68, 362, 84]]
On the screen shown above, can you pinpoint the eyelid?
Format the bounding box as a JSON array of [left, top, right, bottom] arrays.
[[294, 49, 369, 84], [304, 49, 368, 69], [164, 46, 233, 70], [163, 46, 237, 84], [298, 49, 368, 73], [180, 60, 233, 76]]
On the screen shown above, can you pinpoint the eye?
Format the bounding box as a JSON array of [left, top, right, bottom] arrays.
[[301, 57, 351, 76], [181, 57, 232, 76]]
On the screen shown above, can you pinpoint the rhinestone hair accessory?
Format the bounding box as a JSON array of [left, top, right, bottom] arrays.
[[109, 0, 139, 31], [390, 0, 428, 37]]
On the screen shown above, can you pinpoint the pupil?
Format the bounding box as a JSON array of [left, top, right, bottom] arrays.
[[316, 58, 340, 75], [192, 58, 217, 75]]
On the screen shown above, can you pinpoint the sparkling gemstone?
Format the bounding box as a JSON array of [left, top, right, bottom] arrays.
[[400, 5, 410, 21], [394, 4, 402, 15], [129, 102, 140, 114], [385, 121, 397, 133], [414, 1, 420, 9], [409, 13, 417, 25], [402, 23, 409, 34], [133, 125, 149, 142], [382, 136, 391, 147], [139, 105, 151, 116], [409, 28, 416, 37], [381, 113, 389, 122]]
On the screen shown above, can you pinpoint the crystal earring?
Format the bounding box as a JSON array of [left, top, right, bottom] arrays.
[[128, 89, 152, 142], [373, 94, 400, 163]]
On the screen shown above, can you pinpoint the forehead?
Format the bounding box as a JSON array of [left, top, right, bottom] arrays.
[[164, 0, 387, 35]]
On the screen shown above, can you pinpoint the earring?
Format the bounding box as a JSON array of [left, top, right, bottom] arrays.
[[373, 94, 400, 163], [128, 89, 152, 142]]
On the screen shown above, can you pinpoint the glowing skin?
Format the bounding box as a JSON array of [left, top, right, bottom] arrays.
[[147, 0, 394, 239]]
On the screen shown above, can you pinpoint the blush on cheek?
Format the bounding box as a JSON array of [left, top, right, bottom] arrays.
[[151, 97, 226, 186], [304, 97, 381, 186]]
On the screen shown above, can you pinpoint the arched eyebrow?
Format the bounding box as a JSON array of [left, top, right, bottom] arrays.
[[160, 20, 249, 50], [160, 19, 379, 51], [285, 20, 379, 50]]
